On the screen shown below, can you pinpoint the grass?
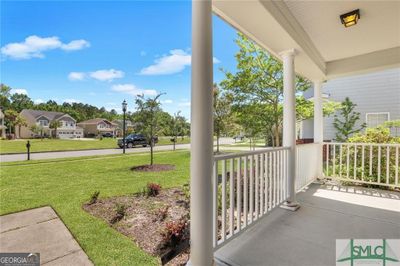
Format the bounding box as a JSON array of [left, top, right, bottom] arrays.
[[0, 150, 190, 265], [0, 136, 190, 154]]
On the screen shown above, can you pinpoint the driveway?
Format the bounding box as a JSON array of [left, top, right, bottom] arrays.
[[0, 138, 237, 162]]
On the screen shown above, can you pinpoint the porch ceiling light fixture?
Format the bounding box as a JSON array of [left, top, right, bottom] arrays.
[[340, 9, 360, 28]]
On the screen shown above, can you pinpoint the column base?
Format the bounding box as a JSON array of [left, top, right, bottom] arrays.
[[280, 201, 300, 211]]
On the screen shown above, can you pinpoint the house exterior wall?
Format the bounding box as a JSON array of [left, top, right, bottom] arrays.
[[301, 68, 400, 141], [77, 124, 98, 137]]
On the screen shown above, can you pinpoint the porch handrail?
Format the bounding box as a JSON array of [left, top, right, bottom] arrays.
[[324, 142, 399, 188], [212, 147, 290, 250]]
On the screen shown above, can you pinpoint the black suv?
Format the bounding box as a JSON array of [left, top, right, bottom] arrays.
[[117, 134, 158, 148]]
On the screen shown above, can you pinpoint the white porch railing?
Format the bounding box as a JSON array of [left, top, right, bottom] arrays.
[[212, 147, 290, 250], [296, 143, 320, 191], [324, 142, 400, 188]]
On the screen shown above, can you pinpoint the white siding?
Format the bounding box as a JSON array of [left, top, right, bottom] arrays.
[[302, 68, 400, 140]]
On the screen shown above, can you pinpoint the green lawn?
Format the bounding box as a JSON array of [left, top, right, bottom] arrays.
[[0, 137, 190, 154], [0, 151, 190, 265]]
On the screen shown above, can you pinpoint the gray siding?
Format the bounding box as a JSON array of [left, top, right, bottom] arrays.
[[302, 68, 400, 140]]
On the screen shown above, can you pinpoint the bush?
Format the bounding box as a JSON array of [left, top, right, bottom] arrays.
[[325, 127, 400, 186], [162, 219, 188, 247], [89, 191, 100, 205], [146, 183, 161, 197]]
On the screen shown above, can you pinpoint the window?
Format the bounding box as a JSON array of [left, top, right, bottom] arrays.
[[366, 112, 390, 128], [38, 119, 48, 126]]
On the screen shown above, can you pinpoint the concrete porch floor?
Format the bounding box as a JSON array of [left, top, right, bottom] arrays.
[[215, 183, 400, 266]]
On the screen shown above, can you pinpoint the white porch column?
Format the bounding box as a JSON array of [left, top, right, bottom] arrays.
[[190, 0, 214, 265], [313, 80, 324, 178], [280, 49, 300, 210]]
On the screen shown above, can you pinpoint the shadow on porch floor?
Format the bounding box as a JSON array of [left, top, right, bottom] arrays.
[[215, 183, 400, 266]]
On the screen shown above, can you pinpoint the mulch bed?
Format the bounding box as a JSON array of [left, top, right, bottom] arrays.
[[131, 164, 176, 172], [83, 188, 190, 265]]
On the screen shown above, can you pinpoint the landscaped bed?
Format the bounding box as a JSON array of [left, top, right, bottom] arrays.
[[1, 151, 191, 265], [83, 185, 190, 265]]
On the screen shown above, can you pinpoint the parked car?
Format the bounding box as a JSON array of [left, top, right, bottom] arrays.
[[101, 132, 114, 138], [117, 134, 158, 148]]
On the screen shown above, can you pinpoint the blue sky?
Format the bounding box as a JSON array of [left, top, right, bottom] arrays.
[[0, 0, 239, 119]]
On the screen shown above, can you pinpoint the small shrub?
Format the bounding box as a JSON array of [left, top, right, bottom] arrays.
[[110, 203, 127, 224], [89, 191, 100, 205], [182, 183, 190, 201], [162, 219, 188, 247], [115, 203, 127, 217], [157, 206, 169, 221], [147, 183, 161, 197]]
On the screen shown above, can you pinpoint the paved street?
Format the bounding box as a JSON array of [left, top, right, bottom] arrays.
[[0, 138, 243, 162]]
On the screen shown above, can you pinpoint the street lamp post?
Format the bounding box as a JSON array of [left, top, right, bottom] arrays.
[[122, 100, 127, 154]]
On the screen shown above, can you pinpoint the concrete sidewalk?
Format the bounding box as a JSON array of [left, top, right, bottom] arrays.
[[0, 207, 92, 265]]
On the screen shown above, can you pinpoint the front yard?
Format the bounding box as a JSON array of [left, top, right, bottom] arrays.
[[0, 151, 190, 265], [0, 137, 190, 154]]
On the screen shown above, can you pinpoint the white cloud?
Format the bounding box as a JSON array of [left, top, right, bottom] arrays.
[[162, 99, 173, 104], [90, 69, 124, 82], [10, 89, 28, 95], [34, 99, 44, 104], [64, 99, 80, 104], [178, 101, 191, 107], [68, 72, 86, 81], [1, 35, 90, 60], [111, 84, 157, 97], [138, 49, 220, 75], [61, 40, 90, 51]]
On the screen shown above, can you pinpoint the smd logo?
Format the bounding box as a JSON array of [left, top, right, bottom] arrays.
[[336, 239, 400, 266]]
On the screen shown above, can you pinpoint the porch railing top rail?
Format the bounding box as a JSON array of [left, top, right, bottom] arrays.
[[324, 142, 400, 147], [214, 146, 290, 161]]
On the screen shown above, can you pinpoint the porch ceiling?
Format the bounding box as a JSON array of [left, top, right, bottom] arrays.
[[212, 0, 400, 81]]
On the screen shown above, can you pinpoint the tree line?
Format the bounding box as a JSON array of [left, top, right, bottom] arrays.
[[0, 84, 190, 139]]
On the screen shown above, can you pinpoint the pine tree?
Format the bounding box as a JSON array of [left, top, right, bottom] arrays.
[[333, 97, 366, 142]]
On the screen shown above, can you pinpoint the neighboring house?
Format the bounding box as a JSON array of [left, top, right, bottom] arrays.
[[77, 118, 117, 137], [112, 119, 134, 136], [300, 68, 400, 141], [0, 108, 6, 138], [18, 109, 83, 139]]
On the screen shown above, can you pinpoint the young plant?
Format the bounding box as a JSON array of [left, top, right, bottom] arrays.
[[162, 219, 188, 247], [111, 203, 127, 224], [147, 183, 161, 197], [89, 191, 100, 205]]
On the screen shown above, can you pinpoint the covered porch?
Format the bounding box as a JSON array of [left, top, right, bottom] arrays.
[[215, 183, 400, 266], [189, 0, 400, 265]]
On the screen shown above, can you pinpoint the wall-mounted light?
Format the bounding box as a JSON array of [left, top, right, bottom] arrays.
[[340, 9, 360, 28]]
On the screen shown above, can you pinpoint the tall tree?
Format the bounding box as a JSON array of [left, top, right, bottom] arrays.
[[221, 33, 311, 147], [213, 85, 233, 153], [333, 97, 366, 142], [170, 111, 182, 151], [135, 93, 164, 165], [15, 115, 27, 138], [49, 120, 62, 138], [4, 109, 18, 134], [10, 93, 34, 112], [0, 84, 12, 109]]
